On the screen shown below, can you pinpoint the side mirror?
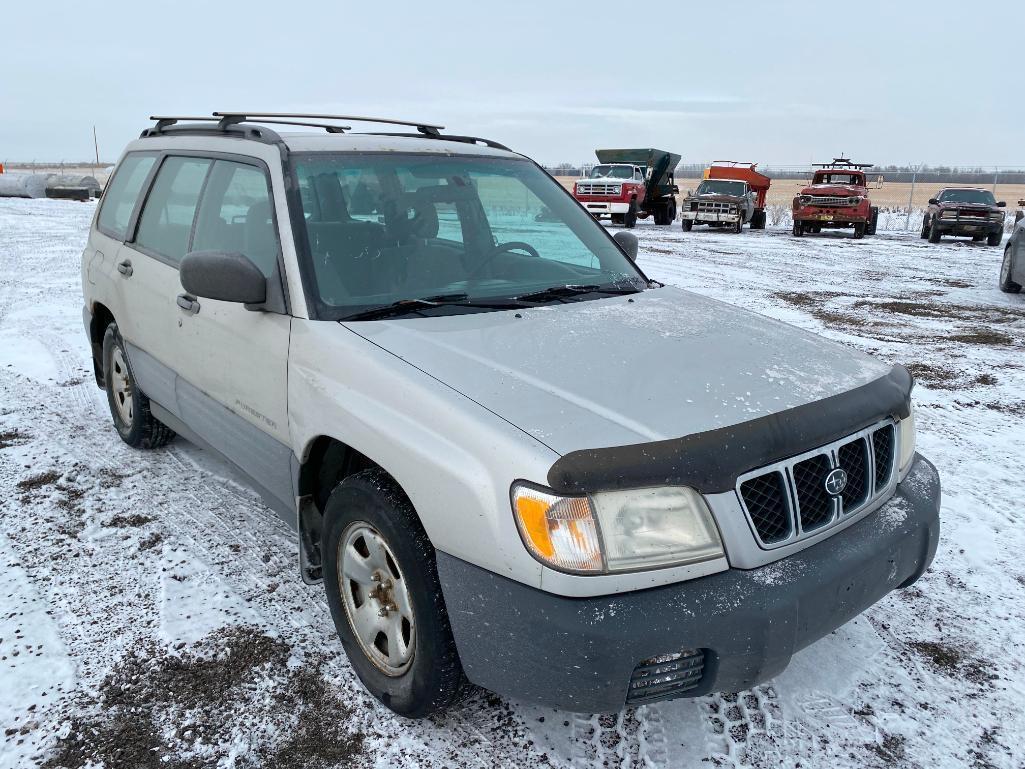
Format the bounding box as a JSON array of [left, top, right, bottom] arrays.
[[997, 201, 1007, 208], [180, 251, 266, 305], [928, 198, 938, 205], [613, 230, 639, 262]]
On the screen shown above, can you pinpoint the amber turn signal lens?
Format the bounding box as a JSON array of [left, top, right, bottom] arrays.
[[511, 484, 603, 573]]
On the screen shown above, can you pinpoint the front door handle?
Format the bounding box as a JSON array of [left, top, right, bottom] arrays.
[[117, 259, 133, 277], [176, 293, 201, 315]]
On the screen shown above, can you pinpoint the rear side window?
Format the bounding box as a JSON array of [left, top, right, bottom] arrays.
[[96, 154, 156, 239], [192, 161, 279, 276], [134, 157, 212, 265]]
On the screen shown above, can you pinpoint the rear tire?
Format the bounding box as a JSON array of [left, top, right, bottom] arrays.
[[322, 468, 470, 718], [102, 323, 175, 450], [667, 199, 677, 224], [987, 230, 1003, 247], [624, 200, 638, 229], [750, 209, 766, 230], [1000, 245, 1021, 293], [866, 207, 879, 235], [920, 216, 930, 239], [972, 234, 986, 242]]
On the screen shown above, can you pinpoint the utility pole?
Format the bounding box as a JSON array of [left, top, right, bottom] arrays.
[[905, 163, 921, 232], [992, 166, 999, 194], [93, 125, 100, 171]]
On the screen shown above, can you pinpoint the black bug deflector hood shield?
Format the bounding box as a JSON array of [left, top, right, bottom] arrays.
[[547, 364, 913, 496]]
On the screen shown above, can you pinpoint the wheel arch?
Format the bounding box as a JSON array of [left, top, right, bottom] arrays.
[[88, 301, 116, 387], [295, 434, 421, 584]]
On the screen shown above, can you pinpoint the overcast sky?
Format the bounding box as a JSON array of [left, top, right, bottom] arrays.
[[1, 1, 1019, 167]]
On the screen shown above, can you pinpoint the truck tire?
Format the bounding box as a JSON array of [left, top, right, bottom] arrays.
[[928, 222, 942, 243], [793, 221, 804, 237], [1000, 245, 1021, 293], [652, 204, 666, 226], [866, 208, 879, 236], [102, 323, 175, 449], [667, 199, 677, 223], [681, 219, 693, 232], [972, 234, 986, 242], [920, 216, 930, 239], [731, 216, 743, 234], [322, 468, 471, 718], [853, 222, 866, 239], [987, 230, 1003, 247], [611, 214, 624, 225], [751, 209, 766, 230], [624, 200, 638, 229]]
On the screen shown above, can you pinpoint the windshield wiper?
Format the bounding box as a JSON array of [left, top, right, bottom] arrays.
[[515, 284, 641, 304], [340, 293, 525, 322]]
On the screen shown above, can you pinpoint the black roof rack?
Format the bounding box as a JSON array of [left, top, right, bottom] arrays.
[[140, 112, 512, 152], [213, 111, 443, 136], [812, 157, 875, 169]]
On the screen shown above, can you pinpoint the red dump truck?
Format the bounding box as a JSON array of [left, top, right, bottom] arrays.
[[572, 148, 681, 228], [680, 161, 770, 233]]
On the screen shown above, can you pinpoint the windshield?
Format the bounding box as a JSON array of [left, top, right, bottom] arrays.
[[695, 180, 746, 196], [937, 189, 996, 205], [292, 153, 646, 319], [813, 172, 863, 186], [590, 165, 635, 179]]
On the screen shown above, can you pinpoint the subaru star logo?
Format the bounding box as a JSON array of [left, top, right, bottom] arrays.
[[824, 468, 848, 496]]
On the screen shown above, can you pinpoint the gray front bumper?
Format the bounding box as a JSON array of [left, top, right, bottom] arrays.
[[438, 454, 940, 712]]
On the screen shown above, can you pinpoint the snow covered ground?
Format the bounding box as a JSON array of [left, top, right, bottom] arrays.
[[1, 198, 1023, 769]]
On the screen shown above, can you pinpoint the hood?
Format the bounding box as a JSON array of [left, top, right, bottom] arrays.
[[802, 183, 865, 196], [689, 193, 744, 203], [344, 287, 892, 455], [936, 200, 995, 211]]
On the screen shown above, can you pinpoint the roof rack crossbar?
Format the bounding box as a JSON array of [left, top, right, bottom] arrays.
[[213, 111, 444, 136], [812, 157, 875, 169]]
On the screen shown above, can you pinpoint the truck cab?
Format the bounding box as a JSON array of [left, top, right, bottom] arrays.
[[792, 159, 879, 239], [574, 164, 648, 226]]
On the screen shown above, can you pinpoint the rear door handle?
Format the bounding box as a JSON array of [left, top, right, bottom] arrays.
[[176, 293, 201, 315], [117, 259, 133, 276]]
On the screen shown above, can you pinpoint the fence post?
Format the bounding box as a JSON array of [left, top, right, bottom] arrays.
[[905, 165, 918, 232]]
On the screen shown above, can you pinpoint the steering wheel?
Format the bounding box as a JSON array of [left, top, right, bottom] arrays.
[[468, 241, 540, 279]]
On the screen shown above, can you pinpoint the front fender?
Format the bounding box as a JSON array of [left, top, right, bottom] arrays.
[[287, 319, 557, 589]]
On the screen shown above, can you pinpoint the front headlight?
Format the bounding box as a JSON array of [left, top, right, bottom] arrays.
[[898, 404, 917, 480], [512, 483, 724, 574], [990, 211, 1005, 220], [849, 196, 862, 204]]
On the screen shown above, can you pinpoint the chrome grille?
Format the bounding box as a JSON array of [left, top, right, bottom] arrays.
[[806, 195, 854, 207], [576, 182, 621, 195], [696, 201, 734, 213], [736, 420, 898, 549]]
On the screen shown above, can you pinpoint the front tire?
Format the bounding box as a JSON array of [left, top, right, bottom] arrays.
[[987, 230, 1003, 247], [999, 246, 1021, 293], [866, 207, 879, 235], [793, 220, 804, 237], [731, 216, 743, 234], [624, 200, 638, 229], [322, 468, 469, 718], [928, 222, 942, 243], [102, 323, 175, 449], [853, 222, 866, 239], [681, 218, 693, 232]]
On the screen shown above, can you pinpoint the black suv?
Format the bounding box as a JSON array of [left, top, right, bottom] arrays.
[[922, 188, 1006, 245]]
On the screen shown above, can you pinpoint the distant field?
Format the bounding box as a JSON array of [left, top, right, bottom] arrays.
[[557, 176, 1025, 212]]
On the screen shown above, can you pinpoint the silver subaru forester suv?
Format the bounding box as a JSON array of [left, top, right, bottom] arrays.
[[81, 112, 940, 717]]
